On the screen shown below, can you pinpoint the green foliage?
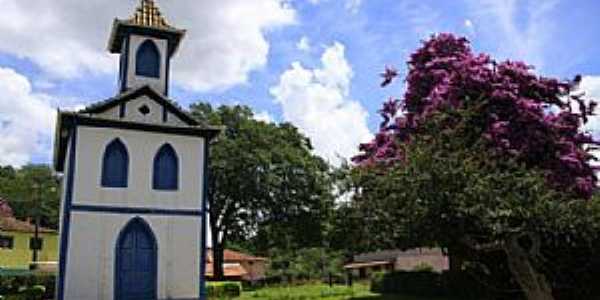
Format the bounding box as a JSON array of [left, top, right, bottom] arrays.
[[412, 263, 434, 273], [0, 165, 60, 229], [370, 271, 444, 297], [267, 248, 344, 284], [0, 274, 54, 300], [208, 282, 242, 298], [235, 283, 371, 300], [189, 103, 334, 278]]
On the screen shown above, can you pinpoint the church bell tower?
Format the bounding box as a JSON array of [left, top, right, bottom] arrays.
[[53, 1, 219, 300], [108, 0, 186, 96]]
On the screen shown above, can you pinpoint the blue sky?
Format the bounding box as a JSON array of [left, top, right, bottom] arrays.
[[0, 0, 599, 167]]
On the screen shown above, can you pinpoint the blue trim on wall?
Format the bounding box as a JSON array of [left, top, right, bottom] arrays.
[[165, 53, 170, 96], [119, 36, 130, 93], [162, 105, 168, 123], [56, 124, 78, 300], [199, 140, 210, 300], [119, 103, 126, 119], [70, 204, 203, 217]]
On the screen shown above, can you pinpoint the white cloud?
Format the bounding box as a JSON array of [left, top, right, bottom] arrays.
[[465, 0, 559, 70], [270, 42, 372, 166], [0, 68, 57, 167], [464, 19, 473, 28], [254, 110, 275, 123], [578, 76, 600, 135], [306, 0, 363, 14], [397, 0, 442, 37], [297, 36, 311, 52], [345, 0, 363, 14], [0, 0, 295, 91]]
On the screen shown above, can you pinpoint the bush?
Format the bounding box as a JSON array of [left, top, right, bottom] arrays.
[[412, 262, 434, 272], [0, 274, 54, 300], [370, 270, 444, 297], [207, 282, 241, 298]]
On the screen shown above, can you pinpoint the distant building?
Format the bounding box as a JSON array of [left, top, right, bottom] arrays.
[[344, 248, 449, 279], [205, 249, 268, 283], [0, 199, 58, 270]]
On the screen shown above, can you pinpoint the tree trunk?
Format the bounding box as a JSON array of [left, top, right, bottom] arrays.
[[447, 246, 464, 274], [504, 235, 554, 300], [213, 240, 226, 281]]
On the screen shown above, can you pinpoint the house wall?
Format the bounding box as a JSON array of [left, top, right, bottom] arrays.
[[72, 126, 204, 210], [0, 231, 58, 268], [60, 125, 207, 300], [240, 261, 266, 282], [64, 213, 200, 300], [394, 253, 449, 272]]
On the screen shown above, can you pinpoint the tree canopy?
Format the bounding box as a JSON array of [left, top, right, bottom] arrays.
[[350, 34, 600, 300], [190, 103, 333, 280], [0, 165, 60, 229]]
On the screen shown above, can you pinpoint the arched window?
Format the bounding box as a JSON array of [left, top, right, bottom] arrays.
[[153, 144, 178, 190], [136, 40, 160, 78], [101, 139, 129, 188]]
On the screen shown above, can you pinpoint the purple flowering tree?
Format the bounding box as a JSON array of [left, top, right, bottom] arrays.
[[351, 34, 600, 300]]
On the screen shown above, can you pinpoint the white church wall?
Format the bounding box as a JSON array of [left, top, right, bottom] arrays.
[[93, 96, 187, 127], [72, 126, 205, 210], [127, 35, 168, 94], [64, 212, 201, 300]]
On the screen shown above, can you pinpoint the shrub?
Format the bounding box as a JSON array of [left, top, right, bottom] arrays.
[[207, 282, 241, 298], [370, 271, 444, 297], [412, 262, 434, 272], [0, 274, 54, 300]]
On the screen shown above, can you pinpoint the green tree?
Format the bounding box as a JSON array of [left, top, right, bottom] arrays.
[[351, 34, 600, 300], [190, 103, 333, 280], [0, 164, 60, 229]]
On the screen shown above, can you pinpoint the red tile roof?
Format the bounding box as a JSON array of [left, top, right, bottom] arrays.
[[0, 216, 56, 234], [207, 249, 268, 263], [205, 262, 248, 278]]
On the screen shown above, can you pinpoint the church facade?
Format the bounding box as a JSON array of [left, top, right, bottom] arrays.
[[52, 1, 220, 300]]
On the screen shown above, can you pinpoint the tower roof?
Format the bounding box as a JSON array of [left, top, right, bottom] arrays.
[[108, 0, 185, 55], [125, 0, 175, 30]]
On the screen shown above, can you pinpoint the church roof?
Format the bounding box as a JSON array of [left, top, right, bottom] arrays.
[[80, 85, 199, 126], [53, 86, 222, 173]]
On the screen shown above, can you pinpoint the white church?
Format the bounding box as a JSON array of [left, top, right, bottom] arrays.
[[52, 1, 220, 299]]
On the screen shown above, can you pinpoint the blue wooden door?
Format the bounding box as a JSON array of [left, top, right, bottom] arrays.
[[115, 218, 157, 300]]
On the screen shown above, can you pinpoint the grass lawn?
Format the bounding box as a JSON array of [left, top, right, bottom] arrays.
[[216, 283, 449, 300]]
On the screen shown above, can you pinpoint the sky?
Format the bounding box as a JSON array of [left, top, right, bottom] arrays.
[[0, 0, 600, 167]]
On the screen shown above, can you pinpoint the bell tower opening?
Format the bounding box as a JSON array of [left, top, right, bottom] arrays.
[[136, 39, 161, 78], [108, 0, 186, 96]]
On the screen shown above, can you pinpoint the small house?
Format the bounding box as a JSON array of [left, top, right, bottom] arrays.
[[0, 199, 58, 270], [344, 248, 449, 279], [205, 249, 268, 283]]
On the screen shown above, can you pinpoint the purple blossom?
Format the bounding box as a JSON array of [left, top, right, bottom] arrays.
[[354, 33, 599, 199]]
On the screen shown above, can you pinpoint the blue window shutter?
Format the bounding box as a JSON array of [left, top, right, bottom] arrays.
[[101, 139, 129, 188], [136, 40, 161, 78], [153, 144, 178, 190]]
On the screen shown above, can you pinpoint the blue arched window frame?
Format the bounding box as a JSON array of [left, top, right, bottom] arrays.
[[101, 138, 129, 188], [153, 144, 179, 191], [136, 39, 161, 78]]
